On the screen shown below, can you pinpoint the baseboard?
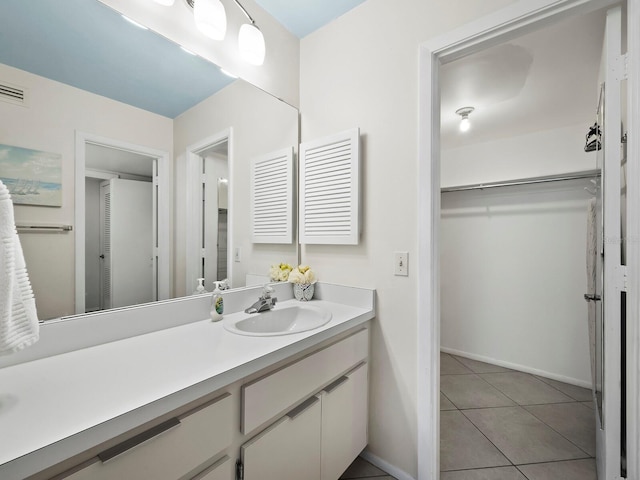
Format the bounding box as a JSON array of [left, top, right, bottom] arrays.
[[359, 450, 416, 480], [440, 346, 592, 389]]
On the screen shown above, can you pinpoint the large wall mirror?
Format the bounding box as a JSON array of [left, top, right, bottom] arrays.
[[0, 0, 298, 321]]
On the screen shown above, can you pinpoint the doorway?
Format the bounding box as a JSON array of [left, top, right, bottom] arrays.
[[437, 10, 603, 477], [84, 144, 156, 311], [75, 132, 171, 314], [416, 1, 638, 479], [185, 129, 233, 295]]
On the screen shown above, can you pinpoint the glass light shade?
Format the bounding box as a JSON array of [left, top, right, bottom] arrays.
[[194, 0, 227, 41], [459, 116, 471, 132], [239, 23, 266, 66], [152, 0, 175, 6]]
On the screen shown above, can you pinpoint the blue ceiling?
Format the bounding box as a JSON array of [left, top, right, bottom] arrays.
[[0, 0, 233, 118], [0, 0, 367, 118], [254, 0, 367, 38]]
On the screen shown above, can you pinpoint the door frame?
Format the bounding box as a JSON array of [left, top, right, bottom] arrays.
[[75, 131, 171, 314], [416, 0, 640, 478]]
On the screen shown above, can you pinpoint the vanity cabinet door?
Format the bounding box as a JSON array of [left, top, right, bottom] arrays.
[[63, 393, 233, 480], [320, 362, 368, 480], [241, 396, 322, 480]]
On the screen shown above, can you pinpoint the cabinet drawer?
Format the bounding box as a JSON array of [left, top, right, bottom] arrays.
[[241, 397, 322, 480], [242, 328, 368, 433], [64, 393, 233, 480]]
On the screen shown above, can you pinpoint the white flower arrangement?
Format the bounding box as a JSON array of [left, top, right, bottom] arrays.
[[288, 265, 317, 285], [269, 263, 293, 282]]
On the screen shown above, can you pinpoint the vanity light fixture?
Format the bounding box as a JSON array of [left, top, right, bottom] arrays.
[[192, 0, 227, 41], [156, 0, 265, 65], [234, 0, 266, 66], [456, 107, 475, 132]]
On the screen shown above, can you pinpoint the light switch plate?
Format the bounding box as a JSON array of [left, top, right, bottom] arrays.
[[234, 247, 241, 262], [394, 251, 408, 276]]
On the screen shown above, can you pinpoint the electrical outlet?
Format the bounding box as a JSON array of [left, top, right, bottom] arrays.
[[234, 247, 241, 262], [394, 251, 408, 276]]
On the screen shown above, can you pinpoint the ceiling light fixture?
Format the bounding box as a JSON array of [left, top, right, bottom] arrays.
[[456, 107, 475, 132]]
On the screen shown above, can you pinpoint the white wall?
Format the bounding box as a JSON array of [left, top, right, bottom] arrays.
[[440, 182, 592, 385], [173, 79, 298, 296], [299, 0, 518, 477], [99, 0, 300, 107], [441, 123, 597, 187], [0, 63, 173, 320], [440, 124, 595, 386]]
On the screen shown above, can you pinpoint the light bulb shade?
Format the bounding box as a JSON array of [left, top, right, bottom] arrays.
[[459, 116, 471, 132], [239, 23, 265, 66], [152, 0, 175, 6], [194, 0, 227, 41]]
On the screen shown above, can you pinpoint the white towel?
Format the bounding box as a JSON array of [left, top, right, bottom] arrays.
[[0, 179, 39, 355]]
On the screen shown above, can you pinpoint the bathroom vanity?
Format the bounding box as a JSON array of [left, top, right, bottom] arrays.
[[0, 283, 375, 480]]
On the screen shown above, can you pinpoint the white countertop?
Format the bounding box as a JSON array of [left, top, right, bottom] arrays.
[[0, 297, 373, 479]]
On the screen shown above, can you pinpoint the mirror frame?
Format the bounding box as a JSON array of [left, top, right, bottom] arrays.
[[74, 131, 171, 314], [185, 128, 235, 293]]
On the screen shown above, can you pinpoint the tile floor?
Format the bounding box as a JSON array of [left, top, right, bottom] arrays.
[[340, 457, 397, 479], [440, 352, 597, 480], [339, 353, 596, 480]]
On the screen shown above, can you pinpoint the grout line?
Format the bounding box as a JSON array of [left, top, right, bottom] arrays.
[[521, 403, 595, 458], [532, 375, 588, 402], [457, 409, 515, 467], [440, 363, 598, 475]]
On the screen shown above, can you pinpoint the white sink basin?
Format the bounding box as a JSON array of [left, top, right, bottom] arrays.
[[223, 303, 332, 336]]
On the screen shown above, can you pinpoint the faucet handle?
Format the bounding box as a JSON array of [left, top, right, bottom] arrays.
[[262, 284, 274, 298]]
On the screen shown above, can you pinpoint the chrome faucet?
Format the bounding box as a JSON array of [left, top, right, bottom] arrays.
[[244, 285, 278, 314]]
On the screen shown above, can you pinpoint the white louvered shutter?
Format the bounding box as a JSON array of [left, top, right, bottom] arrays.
[[299, 128, 360, 245], [251, 147, 294, 244]]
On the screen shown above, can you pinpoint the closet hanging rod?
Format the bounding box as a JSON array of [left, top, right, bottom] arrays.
[[16, 224, 73, 233], [441, 169, 601, 193]]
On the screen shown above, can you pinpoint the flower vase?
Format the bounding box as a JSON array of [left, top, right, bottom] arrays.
[[293, 283, 314, 301]]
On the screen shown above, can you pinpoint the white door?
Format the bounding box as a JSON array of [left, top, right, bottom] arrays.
[[596, 6, 627, 479], [99, 182, 112, 310], [103, 178, 154, 309]]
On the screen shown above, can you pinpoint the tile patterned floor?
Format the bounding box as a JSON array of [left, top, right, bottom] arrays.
[[340, 353, 596, 480], [340, 457, 396, 479], [440, 353, 597, 480]]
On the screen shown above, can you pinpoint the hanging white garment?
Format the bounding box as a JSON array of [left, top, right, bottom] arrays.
[[0, 179, 39, 355]]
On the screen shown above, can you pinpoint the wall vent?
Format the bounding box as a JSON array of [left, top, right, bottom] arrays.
[[250, 147, 294, 244], [299, 128, 360, 245], [0, 81, 28, 107]]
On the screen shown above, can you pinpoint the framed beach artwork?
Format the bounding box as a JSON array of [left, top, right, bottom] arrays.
[[0, 144, 62, 207]]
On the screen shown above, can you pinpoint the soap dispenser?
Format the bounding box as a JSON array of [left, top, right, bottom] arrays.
[[193, 278, 207, 295], [210, 281, 224, 322]]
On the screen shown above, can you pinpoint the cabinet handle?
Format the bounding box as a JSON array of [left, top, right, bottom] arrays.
[[323, 375, 349, 394], [97, 417, 181, 463], [286, 396, 319, 420]]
